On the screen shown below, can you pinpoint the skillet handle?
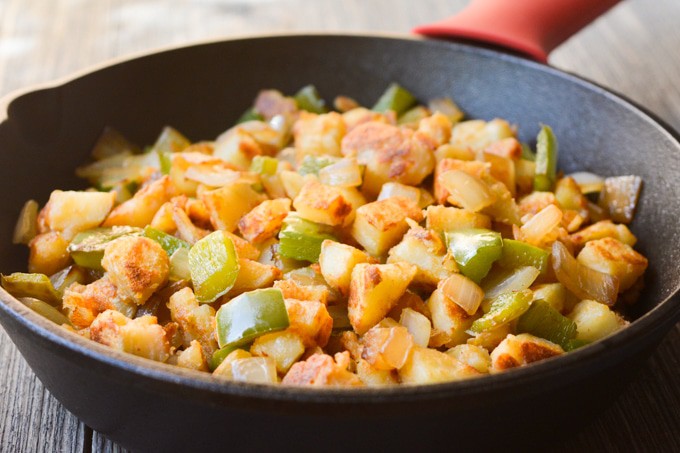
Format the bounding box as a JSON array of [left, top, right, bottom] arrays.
[[413, 0, 620, 63]]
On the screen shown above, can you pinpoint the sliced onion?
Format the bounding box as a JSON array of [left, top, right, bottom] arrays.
[[13, 199, 38, 245], [377, 182, 420, 203], [319, 158, 363, 187], [428, 97, 464, 123], [399, 308, 432, 347], [169, 247, 191, 281], [184, 165, 240, 187], [482, 266, 541, 302], [552, 241, 619, 306], [361, 326, 414, 370], [598, 175, 642, 224], [567, 171, 604, 194], [231, 357, 278, 384], [520, 204, 562, 245], [439, 170, 496, 212], [441, 273, 484, 316]]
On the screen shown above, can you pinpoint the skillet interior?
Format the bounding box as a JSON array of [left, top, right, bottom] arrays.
[[1, 34, 679, 449]]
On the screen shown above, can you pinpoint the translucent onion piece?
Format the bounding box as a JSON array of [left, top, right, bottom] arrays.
[[184, 165, 240, 187], [399, 308, 432, 347], [169, 247, 191, 281], [319, 158, 363, 187], [361, 326, 414, 371], [440, 170, 496, 212], [598, 175, 642, 224], [482, 266, 541, 302], [520, 204, 563, 245], [428, 97, 464, 123], [441, 273, 484, 316], [377, 182, 420, 203], [19, 297, 71, 326], [567, 171, 604, 194], [13, 199, 38, 245], [231, 357, 278, 384], [551, 241, 619, 306]]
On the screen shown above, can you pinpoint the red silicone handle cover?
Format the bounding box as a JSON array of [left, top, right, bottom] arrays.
[[413, 0, 620, 62]]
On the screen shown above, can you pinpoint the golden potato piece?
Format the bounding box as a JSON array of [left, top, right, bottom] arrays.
[[200, 181, 267, 232], [167, 287, 218, 359], [490, 333, 563, 372], [399, 346, 479, 384], [103, 176, 174, 228], [282, 353, 362, 387], [318, 240, 375, 296], [293, 111, 346, 162], [44, 190, 115, 239], [238, 198, 291, 243], [293, 179, 352, 226], [63, 277, 136, 329], [284, 299, 333, 348], [576, 237, 647, 291], [101, 236, 169, 305], [28, 231, 70, 276]]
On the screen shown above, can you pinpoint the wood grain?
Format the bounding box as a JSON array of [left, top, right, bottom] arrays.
[[0, 0, 679, 451]]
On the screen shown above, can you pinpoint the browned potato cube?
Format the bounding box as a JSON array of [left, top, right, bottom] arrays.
[[576, 237, 647, 291], [28, 231, 71, 276], [284, 299, 333, 348], [293, 179, 352, 226], [200, 181, 267, 232], [238, 198, 291, 243], [318, 240, 375, 296]]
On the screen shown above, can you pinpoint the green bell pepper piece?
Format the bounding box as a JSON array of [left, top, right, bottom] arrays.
[[156, 150, 172, 175], [372, 83, 417, 115], [498, 239, 550, 275], [469, 289, 533, 334], [520, 142, 536, 161], [1, 273, 61, 306], [215, 288, 289, 349], [294, 85, 328, 114], [297, 154, 340, 176], [152, 126, 191, 154], [564, 338, 590, 351], [236, 107, 264, 124], [67, 226, 142, 270], [278, 215, 337, 263], [49, 265, 88, 297], [143, 226, 190, 256], [516, 300, 577, 350], [18, 297, 71, 326], [250, 156, 279, 176], [533, 124, 558, 191], [445, 229, 503, 283], [189, 231, 240, 304]]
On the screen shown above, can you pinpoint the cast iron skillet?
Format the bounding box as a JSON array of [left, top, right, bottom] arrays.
[[1, 1, 680, 451]]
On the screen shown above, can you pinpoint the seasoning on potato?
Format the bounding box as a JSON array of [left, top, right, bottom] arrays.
[[3, 83, 647, 386]]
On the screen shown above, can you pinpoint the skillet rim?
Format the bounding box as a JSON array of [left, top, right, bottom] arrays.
[[0, 32, 679, 404]]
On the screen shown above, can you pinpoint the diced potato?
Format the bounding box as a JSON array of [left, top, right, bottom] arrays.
[[171, 205, 208, 244], [518, 191, 557, 217], [273, 279, 329, 305], [231, 356, 279, 384], [103, 176, 174, 228], [428, 285, 477, 347], [387, 223, 457, 288], [399, 346, 479, 384], [318, 240, 375, 296], [490, 333, 563, 372], [200, 181, 267, 232], [213, 127, 265, 170], [120, 315, 171, 362], [446, 344, 491, 373], [227, 259, 282, 297], [224, 231, 260, 261], [483, 152, 516, 196], [483, 137, 522, 160], [213, 349, 252, 379], [282, 353, 362, 387], [351, 197, 424, 257], [44, 190, 115, 239], [62, 277, 136, 329], [176, 340, 209, 371], [342, 107, 395, 132], [450, 118, 515, 152], [434, 144, 476, 163], [570, 220, 637, 248], [149, 201, 176, 233], [388, 290, 431, 321], [284, 299, 333, 348], [576, 237, 648, 291], [90, 310, 170, 362], [279, 170, 310, 199], [238, 198, 291, 243], [567, 299, 627, 342], [356, 359, 398, 386], [514, 159, 536, 194], [531, 283, 569, 314], [167, 287, 218, 358], [416, 112, 452, 148], [101, 236, 169, 305], [169, 153, 219, 196], [341, 121, 435, 197], [250, 330, 306, 374], [28, 231, 70, 276], [425, 205, 491, 233], [348, 262, 417, 335], [293, 179, 352, 226], [466, 323, 512, 351], [293, 111, 346, 162], [361, 325, 414, 370]]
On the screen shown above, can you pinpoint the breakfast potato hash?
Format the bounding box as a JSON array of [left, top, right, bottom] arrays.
[[3, 83, 646, 386]]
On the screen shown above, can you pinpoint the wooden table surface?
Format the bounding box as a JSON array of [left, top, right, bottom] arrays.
[[1, 0, 679, 451]]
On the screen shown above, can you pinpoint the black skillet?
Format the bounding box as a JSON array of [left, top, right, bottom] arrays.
[[1, 0, 679, 451]]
